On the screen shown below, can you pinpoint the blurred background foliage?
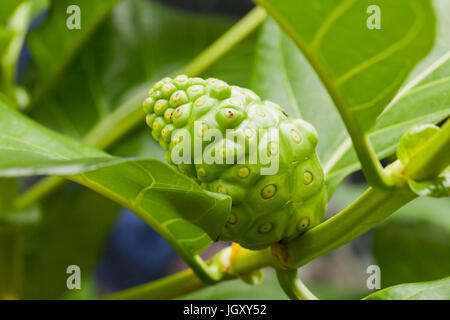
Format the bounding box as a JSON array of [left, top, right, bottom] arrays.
[[0, 0, 448, 299]]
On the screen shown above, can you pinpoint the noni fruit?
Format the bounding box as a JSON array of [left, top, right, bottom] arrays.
[[143, 75, 327, 250]]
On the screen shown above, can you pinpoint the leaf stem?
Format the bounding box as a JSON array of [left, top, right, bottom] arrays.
[[275, 269, 318, 300], [279, 178, 416, 269], [181, 7, 267, 76]]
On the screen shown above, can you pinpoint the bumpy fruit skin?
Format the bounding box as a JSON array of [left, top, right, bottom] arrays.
[[143, 75, 327, 250]]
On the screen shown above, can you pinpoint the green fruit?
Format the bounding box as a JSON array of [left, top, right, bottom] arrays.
[[143, 75, 327, 250]]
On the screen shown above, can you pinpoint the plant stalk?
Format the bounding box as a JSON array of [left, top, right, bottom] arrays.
[[275, 269, 318, 300], [102, 247, 272, 300]]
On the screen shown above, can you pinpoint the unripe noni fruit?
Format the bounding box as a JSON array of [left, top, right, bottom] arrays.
[[143, 75, 327, 250]]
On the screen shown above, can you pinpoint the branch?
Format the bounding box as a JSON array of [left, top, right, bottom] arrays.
[[102, 247, 273, 300]]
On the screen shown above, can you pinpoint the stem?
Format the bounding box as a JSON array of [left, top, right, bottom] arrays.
[[1, 1, 33, 106], [102, 247, 272, 300], [275, 269, 318, 300], [13, 176, 64, 210], [404, 119, 450, 181], [181, 7, 267, 76], [254, 0, 394, 191], [279, 184, 416, 269], [13, 7, 267, 211]]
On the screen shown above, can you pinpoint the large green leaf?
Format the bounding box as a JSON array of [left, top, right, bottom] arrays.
[[372, 196, 450, 288], [251, 8, 450, 195], [27, 0, 235, 139], [250, 18, 346, 178], [25, 0, 120, 108], [254, 0, 436, 134], [0, 101, 231, 256], [364, 277, 450, 300], [22, 186, 121, 299]]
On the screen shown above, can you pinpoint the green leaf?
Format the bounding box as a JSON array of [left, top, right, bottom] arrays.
[[0, 100, 231, 256], [372, 196, 450, 288], [254, 0, 436, 134], [0, 0, 48, 106], [25, 0, 120, 109], [251, 10, 450, 195], [364, 277, 450, 300], [22, 186, 120, 299], [27, 0, 236, 139], [250, 18, 346, 181]]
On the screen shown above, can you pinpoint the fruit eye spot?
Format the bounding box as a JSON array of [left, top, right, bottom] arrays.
[[190, 85, 202, 92], [154, 101, 166, 113], [261, 184, 277, 199], [230, 99, 242, 107], [256, 109, 266, 117], [237, 167, 249, 178], [225, 109, 236, 118], [162, 83, 175, 95], [195, 97, 206, 107], [290, 129, 302, 143], [258, 222, 273, 233], [218, 187, 228, 194], [152, 121, 161, 131], [174, 107, 183, 118], [296, 217, 310, 231], [303, 171, 313, 185], [228, 214, 237, 224], [164, 109, 174, 122], [197, 168, 206, 177], [175, 74, 188, 82], [213, 80, 227, 89]]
